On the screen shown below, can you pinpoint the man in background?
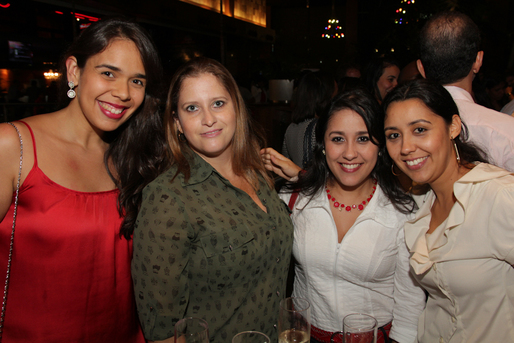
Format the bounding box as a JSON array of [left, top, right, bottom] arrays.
[[417, 11, 514, 172]]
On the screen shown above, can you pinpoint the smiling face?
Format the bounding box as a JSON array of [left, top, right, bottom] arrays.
[[376, 65, 400, 101], [68, 38, 146, 133], [324, 109, 378, 190], [384, 98, 461, 187], [175, 73, 237, 164]]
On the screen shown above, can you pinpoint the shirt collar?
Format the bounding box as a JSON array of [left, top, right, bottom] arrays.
[[405, 163, 512, 274], [443, 85, 474, 103], [182, 151, 218, 186], [456, 162, 511, 183]]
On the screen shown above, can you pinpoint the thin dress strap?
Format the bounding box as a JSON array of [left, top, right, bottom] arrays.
[[16, 121, 37, 167]]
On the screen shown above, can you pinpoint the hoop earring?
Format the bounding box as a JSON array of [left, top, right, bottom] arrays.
[[391, 164, 400, 176], [451, 137, 461, 164], [178, 132, 187, 142], [67, 81, 76, 99]]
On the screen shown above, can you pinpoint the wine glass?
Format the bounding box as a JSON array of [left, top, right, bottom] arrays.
[[174, 317, 209, 343], [278, 297, 311, 343], [232, 331, 270, 343], [330, 313, 377, 343]]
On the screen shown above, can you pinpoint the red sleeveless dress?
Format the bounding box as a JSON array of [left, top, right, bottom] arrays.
[[0, 122, 145, 342]]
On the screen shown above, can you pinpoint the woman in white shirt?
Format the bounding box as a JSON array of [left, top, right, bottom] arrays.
[[262, 88, 425, 343], [381, 79, 514, 342]]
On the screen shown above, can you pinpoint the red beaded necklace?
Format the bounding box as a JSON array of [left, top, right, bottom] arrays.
[[326, 179, 377, 212]]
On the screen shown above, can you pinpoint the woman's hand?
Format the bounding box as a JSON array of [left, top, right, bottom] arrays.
[[260, 148, 302, 181]]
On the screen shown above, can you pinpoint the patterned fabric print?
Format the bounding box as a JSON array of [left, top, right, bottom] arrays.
[[132, 153, 293, 343]]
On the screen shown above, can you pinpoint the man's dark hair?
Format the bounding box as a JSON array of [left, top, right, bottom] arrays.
[[419, 11, 481, 85]]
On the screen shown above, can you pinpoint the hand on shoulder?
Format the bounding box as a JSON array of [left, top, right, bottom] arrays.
[[260, 147, 302, 180]]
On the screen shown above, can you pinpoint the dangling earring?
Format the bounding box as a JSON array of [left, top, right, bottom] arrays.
[[451, 137, 461, 164], [67, 81, 76, 99], [391, 164, 400, 176], [178, 132, 187, 142], [322, 148, 326, 155]]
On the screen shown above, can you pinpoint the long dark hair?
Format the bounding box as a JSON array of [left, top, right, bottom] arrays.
[[58, 17, 169, 239], [284, 88, 385, 198], [363, 56, 400, 102], [378, 79, 487, 212], [291, 71, 336, 124], [164, 57, 273, 190]]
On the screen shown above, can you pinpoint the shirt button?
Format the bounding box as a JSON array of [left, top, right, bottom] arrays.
[[274, 324, 277, 329], [276, 258, 280, 263], [439, 337, 444, 343], [433, 264, 437, 271], [452, 316, 456, 323], [276, 291, 280, 296]]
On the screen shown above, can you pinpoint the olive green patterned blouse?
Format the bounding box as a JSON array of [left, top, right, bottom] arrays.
[[132, 152, 293, 342]]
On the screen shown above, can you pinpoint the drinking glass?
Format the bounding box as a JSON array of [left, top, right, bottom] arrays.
[[174, 317, 209, 343], [232, 331, 270, 343], [278, 297, 311, 343], [330, 313, 377, 343]]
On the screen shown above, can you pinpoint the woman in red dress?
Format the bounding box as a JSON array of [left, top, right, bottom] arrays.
[[0, 17, 166, 342]]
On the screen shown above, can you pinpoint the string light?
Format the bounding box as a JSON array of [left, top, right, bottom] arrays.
[[44, 70, 60, 80], [323, 19, 344, 39], [322, 0, 344, 39], [394, 0, 414, 24]]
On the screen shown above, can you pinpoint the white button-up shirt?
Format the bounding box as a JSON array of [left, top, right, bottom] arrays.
[[281, 185, 425, 343], [445, 86, 514, 172]]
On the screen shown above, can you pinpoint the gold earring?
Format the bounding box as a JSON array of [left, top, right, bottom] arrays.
[[451, 136, 461, 164], [391, 164, 400, 176], [322, 149, 326, 155]]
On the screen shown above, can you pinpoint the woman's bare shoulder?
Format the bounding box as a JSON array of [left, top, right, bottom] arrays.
[[0, 122, 23, 151]]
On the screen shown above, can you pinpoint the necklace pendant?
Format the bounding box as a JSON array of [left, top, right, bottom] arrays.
[[326, 179, 378, 214]]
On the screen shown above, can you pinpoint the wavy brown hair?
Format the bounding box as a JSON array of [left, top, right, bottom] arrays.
[[164, 57, 272, 190]]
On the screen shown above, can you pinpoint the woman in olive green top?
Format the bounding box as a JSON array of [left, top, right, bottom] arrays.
[[132, 57, 293, 343]]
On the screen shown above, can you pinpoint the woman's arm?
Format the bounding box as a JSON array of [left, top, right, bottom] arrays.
[[488, 185, 514, 264], [0, 123, 22, 221], [132, 176, 192, 342], [389, 226, 426, 343], [260, 147, 302, 181]]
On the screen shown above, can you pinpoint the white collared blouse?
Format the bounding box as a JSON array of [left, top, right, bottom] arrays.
[[281, 184, 425, 343], [405, 163, 514, 343]]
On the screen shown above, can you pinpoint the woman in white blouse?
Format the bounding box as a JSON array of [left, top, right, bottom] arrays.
[[381, 79, 514, 342], [262, 89, 425, 343]]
